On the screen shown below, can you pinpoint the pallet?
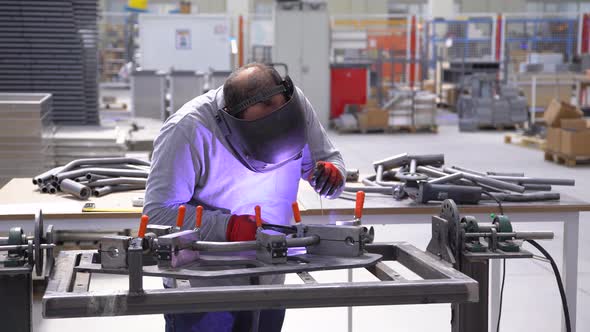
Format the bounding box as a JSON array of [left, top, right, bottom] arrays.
[[336, 125, 438, 134], [387, 125, 438, 134], [544, 150, 590, 167], [504, 133, 547, 150]]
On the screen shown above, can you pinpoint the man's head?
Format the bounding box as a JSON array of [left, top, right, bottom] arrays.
[[223, 63, 287, 121]]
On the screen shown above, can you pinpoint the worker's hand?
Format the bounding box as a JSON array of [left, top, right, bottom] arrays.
[[308, 161, 344, 198], [226, 214, 258, 242]]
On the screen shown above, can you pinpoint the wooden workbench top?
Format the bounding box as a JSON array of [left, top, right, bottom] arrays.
[[0, 178, 589, 221]]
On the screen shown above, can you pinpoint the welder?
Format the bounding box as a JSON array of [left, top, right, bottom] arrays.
[[144, 63, 346, 332]]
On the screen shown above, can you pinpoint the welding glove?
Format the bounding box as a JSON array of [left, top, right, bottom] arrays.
[[309, 161, 344, 198], [226, 214, 258, 242]]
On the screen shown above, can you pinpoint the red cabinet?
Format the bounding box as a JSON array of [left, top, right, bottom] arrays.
[[330, 65, 368, 119]]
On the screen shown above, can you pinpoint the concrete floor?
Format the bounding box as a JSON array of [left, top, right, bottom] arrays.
[[33, 115, 590, 331]]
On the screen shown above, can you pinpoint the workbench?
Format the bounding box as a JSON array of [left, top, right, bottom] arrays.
[[0, 178, 589, 332]]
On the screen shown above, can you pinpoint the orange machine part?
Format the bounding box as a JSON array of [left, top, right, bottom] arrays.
[[176, 205, 186, 228], [196, 205, 203, 228], [355, 191, 366, 219], [292, 202, 302, 223], [138, 215, 149, 238], [255, 205, 262, 228]]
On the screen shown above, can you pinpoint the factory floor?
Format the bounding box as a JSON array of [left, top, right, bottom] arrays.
[[32, 115, 590, 332]]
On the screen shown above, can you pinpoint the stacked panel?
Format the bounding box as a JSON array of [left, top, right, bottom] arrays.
[[0, 0, 99, 124], [0, 93, 53, 178]]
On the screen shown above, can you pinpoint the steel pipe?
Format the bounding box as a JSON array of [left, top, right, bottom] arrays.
[[428, 173, 463, 184], [486, 171, 525, 177], [523, 184, 552, 191], [60, 179, 91, 200], [450, 166, 486, 177], [56, 168, 149, 182], [489, 192, 560, 202], [86, 173, 110, 181], [191, 236, 320, 252], [86, 178, 147, 188], [443, 167, 525, 193], [487, 175, 575, 186], [464, 231, 554, 240], [93, 185, 146, 197], [344, 185, 392, 194], [0, 243, 56, 251], [58, 157, 150, 174], [33, 166, 64, 185]]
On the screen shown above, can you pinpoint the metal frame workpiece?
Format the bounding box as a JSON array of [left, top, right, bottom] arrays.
[[42, 242, 478, 318]]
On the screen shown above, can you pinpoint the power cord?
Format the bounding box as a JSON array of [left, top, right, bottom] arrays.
[[487, 190, 571, 332], [480, 190, 504, 215], [526, 239, 572, 332], [496, 259, 506, 332]]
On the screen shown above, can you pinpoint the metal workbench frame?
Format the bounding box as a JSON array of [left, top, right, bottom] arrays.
[[42, 243, 478, 321]]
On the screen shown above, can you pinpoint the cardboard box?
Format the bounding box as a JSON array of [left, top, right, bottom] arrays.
[[357, 108, 389, 132], [543, 99, 583, 127], [546, 127, 562, 152], [521, 85, 573, 109], [560, 118, 588, 131], [560, 129, 590, 156]]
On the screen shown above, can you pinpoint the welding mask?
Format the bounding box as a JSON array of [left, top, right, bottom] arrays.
[[216, 76, 306, 173]]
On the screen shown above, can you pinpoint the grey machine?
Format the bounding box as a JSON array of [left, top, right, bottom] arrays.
[[169, 70, 205, 114], [457, 73, 528, 131]]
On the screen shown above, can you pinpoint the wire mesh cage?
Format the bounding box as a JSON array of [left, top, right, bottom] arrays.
[[330, 15, 412, 85], [502, 13, 579, 75], [426, 15, 496, 69]]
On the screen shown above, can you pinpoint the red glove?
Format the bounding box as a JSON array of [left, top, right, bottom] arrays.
[[226, 215, 258, 242], [308, 161, 344, 198]]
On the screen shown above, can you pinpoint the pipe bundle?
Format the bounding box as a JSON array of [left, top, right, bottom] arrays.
[[344, 153, 575, 204], [32, 157, 150, 200]]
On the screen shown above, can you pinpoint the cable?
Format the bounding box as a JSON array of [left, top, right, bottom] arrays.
[[526, 239, 572, 332], [481, 190, 504, 215], [496, 259, 506, 332]]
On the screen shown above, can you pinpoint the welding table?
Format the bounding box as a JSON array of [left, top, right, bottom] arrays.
[[0, 178, 589, 331]]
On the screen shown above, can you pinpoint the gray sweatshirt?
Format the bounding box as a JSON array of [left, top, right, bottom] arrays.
[[144, 85, 345, 245]]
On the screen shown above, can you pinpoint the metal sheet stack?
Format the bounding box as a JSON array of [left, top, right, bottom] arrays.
[[0, 93, 54, 178], [0, 0, 99, 125], [49, 125, 127, 166]]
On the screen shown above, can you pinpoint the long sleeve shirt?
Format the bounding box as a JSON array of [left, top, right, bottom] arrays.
[[144, 86, 345, 241]]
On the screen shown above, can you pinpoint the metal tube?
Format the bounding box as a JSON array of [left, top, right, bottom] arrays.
[[450, 166, 486, 176], [464, 231, 554, 240], [409, 159, 417, 174], [418, 166, 501, 191], [86, 173, 110, 181], [59, 179, 91, 200], [191, 236, 320, 252], [428, 172, 463, 184], [58, 157, 150, 174], [361, 176, 379, 187], [523, 184, 552, 191], [489, 192, 560, 202], [375, 165, 398, 187], [0, 243, 56, 251], [486, 171, 525, 177], [86, 178, 147, 188], [33, 166, 64, 185], [74, 176, 87, 183], [93, 185, 145, 197], [372, 153, 408, 171], [343, 186, 392, 194], [56, 168, 149, 182], [487, 175, 575, 186], [443, 167, 525, 193]]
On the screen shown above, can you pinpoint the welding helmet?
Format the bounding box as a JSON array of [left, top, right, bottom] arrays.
[[216, 75, 306, 173]]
